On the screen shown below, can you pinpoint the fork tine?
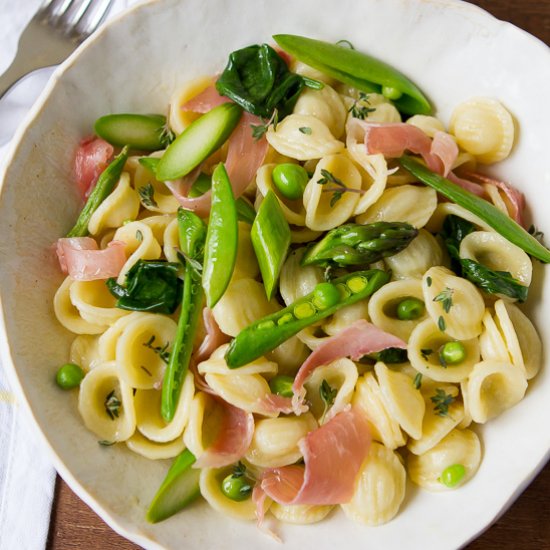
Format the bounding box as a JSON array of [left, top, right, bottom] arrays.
[[57, 0, 94, 36], [79, 0, 114, 37], [46, 0, 77, 24]]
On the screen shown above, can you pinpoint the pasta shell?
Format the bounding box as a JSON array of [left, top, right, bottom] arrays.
[[270, 503, 333, 524], [126, 432, 185, 460], [280, 247, 324, 306]]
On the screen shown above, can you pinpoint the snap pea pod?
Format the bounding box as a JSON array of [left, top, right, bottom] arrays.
[[251, 190, 291, 299], [146, 449, 201, 523], [94, 114, 172, 151], [202, 163, 238, 308], [225, 269, 389, 368], [273, 34, 431, 115], [66, 146, 129, 237], [161, 209, 206, 422], [301, 222, 418, 267], [399, 155, 550, 263]]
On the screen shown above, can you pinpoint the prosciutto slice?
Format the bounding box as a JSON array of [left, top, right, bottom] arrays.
[[430, 131, 459, 177], [256, 408, 371, 506], [74, 137, 114, 199], [56, 237, 126, 281], [255, 393, 295, 416], [193, 400, 254, 469], [292, 320, 406, 411], [363, 122, 433, 160], [194, 308, 230, 364], [447, 171, 486, 197], [181, 84, 232, 113]]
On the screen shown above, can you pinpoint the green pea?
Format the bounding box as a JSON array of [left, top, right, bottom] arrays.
[[440, 464, 466, 488], [56, 363, 84, 390], [382, 86, 403, 100], [396, 297, 425, 320], [346, 276, 367, 294], [269, 375, 294, 397], [221, 474, 252, 501], [278, 312, 295, 326], [272, 163, 309, 200], [312, 282, 341, 310], [294, 302, 316, 319], [439, 341, 466, 365]]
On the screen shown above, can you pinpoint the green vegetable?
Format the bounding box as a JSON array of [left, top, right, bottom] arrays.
[[55, 363, 84, 389], [441, 215, 529, 302], [67, 146, 129, 237], [399, 155, 550, 263], [272, 163, 309, 199], [94, 114, 173, 151], [161, 209, 206, 422], [104, 389, 121, 419], [396, 297, 425, 320], [301, 222, 418, 267], [364, 347, 408, 364], [146, 449, 201, 523], [431, 388, 455, 417], [312, 282, 341, 310], [156, 103, 242, 181], [439, 341, 466, 366], [187, 172, 213, 198], [106, 260, 182, 314], [202, 164, 238, 308], [440, 464, 466, 488], [138, 156, 161, 175], [221, 473, 252, 501], [273, 34, 431, 115], [216, 43, 304, 118], [319, 379, 337, 423], [251, 190, 291, 300], [225, 270, 389, 368], [269, 375, 294, 397], [433, 287, 454, 314], [381, 86, 402, 100]]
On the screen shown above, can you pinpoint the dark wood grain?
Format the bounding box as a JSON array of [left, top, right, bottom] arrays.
[[46, 1, 550, 549]]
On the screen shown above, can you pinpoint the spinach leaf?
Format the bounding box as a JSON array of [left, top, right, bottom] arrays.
[[361, 347, 408, 364], [439, 215, 528, 302], [216, 44, 304, 119], [106, 260, 182, 313]]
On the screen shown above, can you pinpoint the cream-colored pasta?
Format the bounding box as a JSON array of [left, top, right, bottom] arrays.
[[323, 299, 370, 336], [126, 432, 185, 460], [384, 229, 444, 280], [465, 360, 528, 423], [88, 172, 140, 235], [280, 248, 324, 306], [304, 359, 358, 423], [256, 164, 307, 226], [78, 361, 136, 442], [290, 226, 323, 244], [266, 335, 310, 376], [212, 278, 279, 337], [169, 75, 213, 134], [134, 371, 194, 442], [266, 114, 344, 160], [408, 318, 480, 383], [116, 313, 177, 389], [347, 152, 388, 216], [356, 184, 437, 229], [138, 214, 175, 245], [422, 266, 485, 340], [270, 503, 333, 524], [200, 466, 258, 520], [368, 279, 427, 341], [163, 217, 179, 263], [424, 202, 492, 234], [296, 325, 331, 351], [408, 384, 464, 455], [70, 334, 101, 371], [113, 220, 162, 284], [341, 442, 406, 526], [449, 97, 515, 164], [291, 59, 336, 85], [459, 231, 532, 287], [198, 344, 277, 376], [183, 392, 211, 458], [494, 300, 541, 380], [479, 309, 508, 363], [343, 92, 401, 124], [97, 312, 144, 361], [293, 84, 347, 139], [375, 362, 425, 439], [69, 279, 129, 327], [54, 277, 107, 334], [232, 222, 260, 281], [484, 183, 510, 217], [303, 153, 361, 230], [407, 429, 481, 491], [352, 372, 406, 449], [245, 413, 317, 468], [406, 115, 446, 137]]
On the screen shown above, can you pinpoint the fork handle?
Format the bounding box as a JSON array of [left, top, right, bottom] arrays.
[[0, 23, 75, 100]]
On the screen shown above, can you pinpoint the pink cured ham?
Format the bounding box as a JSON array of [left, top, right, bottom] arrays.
[[255, 393, 295, 416], [193, 400, 254, 469], [165, 112, 267, 217], [56, 237, 126, 281], [430, 131, 459, 177], [447, 171, 486, 197], [257, 408, 371, 506], [292, 320, 406, 411], [74, 137, 114, 198], [194, 308, 230, 364], [181, 84, 232, 113], [363, 122, 432, 159]]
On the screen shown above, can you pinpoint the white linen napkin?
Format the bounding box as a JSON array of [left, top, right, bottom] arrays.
[[0, 1, 137, 548]]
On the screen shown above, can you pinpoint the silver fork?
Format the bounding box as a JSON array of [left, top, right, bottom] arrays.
[[0, 0, 114, 100]]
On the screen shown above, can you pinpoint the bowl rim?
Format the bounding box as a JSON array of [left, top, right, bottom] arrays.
[[0, 0, 549, 548]]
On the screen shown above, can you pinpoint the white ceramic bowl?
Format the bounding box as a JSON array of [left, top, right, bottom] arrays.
[[1, 0, 549, 548]]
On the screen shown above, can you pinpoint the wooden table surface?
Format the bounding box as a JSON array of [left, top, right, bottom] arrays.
[[46, 1, 550, 548]]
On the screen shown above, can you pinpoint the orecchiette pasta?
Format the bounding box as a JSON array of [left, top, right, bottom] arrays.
[[280, 248, 324, 306], [270, 503, 333, 524], [126, 432, 185, 460]]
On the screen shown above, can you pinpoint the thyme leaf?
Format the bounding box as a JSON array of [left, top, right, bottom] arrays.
[[319, 379, 337, 423], [433, 287, 454, 313], [438, 315, 446, 332], [413, 372, 423, 390], [138, 183, 158, 208], [250, 108, 279, 140], [421, 348, 433, 360], [104, 390, 121, 420], [143, 334, 171, 364], [348, 92, 375, 120], [431, 388, 455, 417], [299, 126, 312, 135]]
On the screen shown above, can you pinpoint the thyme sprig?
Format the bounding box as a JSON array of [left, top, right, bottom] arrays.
[[348, 92, 375, 120], [317, 168, 365, 206], [138, 183, 158, 208], [143, 335, 171, 364], [104, 390, 121, 420], [319, 379, 338, 423], [250, 108, 279, 140], [431, 388, 455, 417]]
